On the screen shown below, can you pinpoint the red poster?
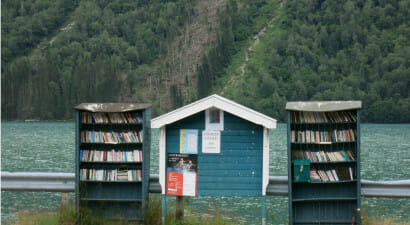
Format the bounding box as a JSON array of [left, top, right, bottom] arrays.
[[166, 171, 183, 196]]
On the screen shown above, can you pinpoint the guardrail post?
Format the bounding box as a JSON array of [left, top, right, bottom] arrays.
[[61, 192, 70, 208], [176, 196, 184, 221]]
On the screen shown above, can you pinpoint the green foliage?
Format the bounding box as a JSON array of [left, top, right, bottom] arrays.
[[215, 0, 409, 122], [1, 0, 79, 65], [197, 0, 277, 98], [2, 0, 195, 120]]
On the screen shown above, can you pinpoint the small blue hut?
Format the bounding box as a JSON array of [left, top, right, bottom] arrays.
[[151, 94, 277, 223]]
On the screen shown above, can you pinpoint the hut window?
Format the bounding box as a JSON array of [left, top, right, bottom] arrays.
[[210, 108, 220, 123], [205, 108, 224, 131]]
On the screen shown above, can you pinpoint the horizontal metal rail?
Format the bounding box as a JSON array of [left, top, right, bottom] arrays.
[[1, 172, 74, 192], [2, 172, 410, 198]]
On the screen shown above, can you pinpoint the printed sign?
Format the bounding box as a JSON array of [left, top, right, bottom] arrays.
[[180, 129, 198, 154], [202, 131, 221, 154], [166, 153, 197, 196]]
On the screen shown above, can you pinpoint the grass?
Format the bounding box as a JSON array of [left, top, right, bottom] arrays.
[[13, 206, 410, 225], [11, 196, 409, 225], [11, 195, 241, 225], [361, 211, 410, 225], [362, 217, 409, 225], [13, 207, 76, 225]]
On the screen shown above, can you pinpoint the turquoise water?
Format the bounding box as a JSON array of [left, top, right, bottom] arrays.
[[1, 122, 410, 224]]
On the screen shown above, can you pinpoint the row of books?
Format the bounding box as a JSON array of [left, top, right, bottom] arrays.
[[80, 150, 143, 162], [291, 111, 356, 123], [310, 167, 354, 182], [292, 150, 355, 162], [291, 129, 356, 143], [82, 112, 142, 124], [80, 169, 142, 181], [80, 130, 143, 143]]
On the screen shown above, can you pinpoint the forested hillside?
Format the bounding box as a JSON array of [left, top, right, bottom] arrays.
[[2, 0, 273, 120], [2, 0, 198, 119], [213, 0, 409, 122], [2, 0, 409, 122]]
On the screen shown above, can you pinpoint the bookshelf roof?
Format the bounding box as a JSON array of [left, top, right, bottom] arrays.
[[152, 94, 277, 129], [286, 101, 362, 112], [75, 103, 151, 112]]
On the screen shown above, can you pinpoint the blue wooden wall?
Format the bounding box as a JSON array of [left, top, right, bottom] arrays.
[[166, 111, 263, 197]]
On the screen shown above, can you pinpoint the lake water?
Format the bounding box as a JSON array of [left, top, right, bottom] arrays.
[[1, 122, 410, 224]]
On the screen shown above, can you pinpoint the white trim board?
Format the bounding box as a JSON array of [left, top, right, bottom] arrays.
[[159, 127, 166, 194], [262, 128, 270, 196], [152, 94, 277, 129]]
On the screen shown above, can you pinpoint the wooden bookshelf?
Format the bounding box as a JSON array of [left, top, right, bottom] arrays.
[[75, 103, 151, 222], [286, 101, 361, 225]]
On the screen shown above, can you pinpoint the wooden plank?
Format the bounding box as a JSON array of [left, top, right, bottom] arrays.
[[166, 112, 205, 129], [222, 129, 263, 135], [165, 141, 263, 150], [166, 129, 262, 137], [165, 136, 260, 144], [198, 169, 262, 177], [198, 189, 261, 197], [198, 182, 262, 190], [198, 156, 262, 164], [198, 163, 262, 170], [198, 176, 262, 183], [217, 150, 263, 156]]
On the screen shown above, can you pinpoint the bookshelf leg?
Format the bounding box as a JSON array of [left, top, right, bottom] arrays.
[[176, 196, 184, 221], [262, 196, 266, 225], [162, 195, 166, 225], [61, 192, 70, 208]]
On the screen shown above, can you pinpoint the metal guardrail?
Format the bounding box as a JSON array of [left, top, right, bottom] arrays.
[[361, 179, 410, 198], [266, 176, 288, 196], [1, 172, 74, 192], [2, 172, 410, 198]]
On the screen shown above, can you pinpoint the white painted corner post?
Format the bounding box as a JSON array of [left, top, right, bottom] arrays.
[[159, 126, 167, 224], [262, 127, 270, 225]]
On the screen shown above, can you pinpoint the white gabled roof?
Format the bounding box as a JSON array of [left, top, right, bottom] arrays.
[[151, 94, 277, 129]]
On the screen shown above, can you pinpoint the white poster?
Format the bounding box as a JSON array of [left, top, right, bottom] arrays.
[[202, 131, 221, 154], [182, 172, 197, 196], [187, 134, 197, 153]]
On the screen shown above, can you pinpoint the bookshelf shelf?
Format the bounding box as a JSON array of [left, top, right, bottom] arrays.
[[292, 161, 357, 165], [80, 198, 143, 202], [81, 142, 143, 144], [292, 197, 357, 202], [80, 143, 143, 148], [287, 101, 361, 225], [293, 220, 354, 224], [80, 161, 143, 164], [302, 180, 358, 184], [75, 103, 151, 222], [80, 180, 143, 183], [312, 161, 356, 164], [81, 122, 143, 125], [291, 122, 356, 125], [79, 124, 143, 131], [291, 141, 355, 145]]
